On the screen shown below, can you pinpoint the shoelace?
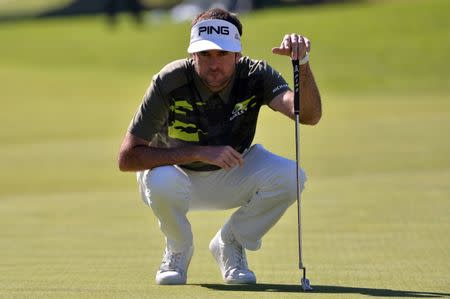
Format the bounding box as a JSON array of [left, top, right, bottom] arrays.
[[223, 240, 249, 280], [231, 242, 246, 270], [161, 252, 184, 273]]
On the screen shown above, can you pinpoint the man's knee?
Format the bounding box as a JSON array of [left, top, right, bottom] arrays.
[[141, 166, 191, 209], [272, 160, 307, 205], [248, 145, 306, 205]]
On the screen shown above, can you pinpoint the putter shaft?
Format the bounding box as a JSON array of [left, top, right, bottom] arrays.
[[292, 59, 312, 291]]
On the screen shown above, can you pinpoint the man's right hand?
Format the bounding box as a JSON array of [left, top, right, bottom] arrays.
[[196, 145, 244, 170]]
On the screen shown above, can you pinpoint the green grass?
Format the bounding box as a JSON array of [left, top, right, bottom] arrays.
[[0, 0, 449, 298], [0, 0, 71, 15]]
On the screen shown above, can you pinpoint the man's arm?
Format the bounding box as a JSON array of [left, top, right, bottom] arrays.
[[269, 63, 321, 124], [118, 132, 244, 172], [270, 33, 322, 125]]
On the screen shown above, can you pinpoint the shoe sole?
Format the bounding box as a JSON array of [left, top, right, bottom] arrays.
[[156, 274, 187, 285]]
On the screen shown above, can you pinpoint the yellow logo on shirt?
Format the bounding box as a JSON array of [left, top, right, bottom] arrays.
[[230, 95, 256, 121]]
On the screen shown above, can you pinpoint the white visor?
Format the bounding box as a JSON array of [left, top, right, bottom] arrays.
[[187, 19, 241, 53]]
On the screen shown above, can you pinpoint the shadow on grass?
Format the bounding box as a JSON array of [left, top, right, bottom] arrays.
[[198, 284, 449, 298]]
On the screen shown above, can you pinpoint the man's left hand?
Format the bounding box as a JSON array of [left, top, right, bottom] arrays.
[[272, 33, 311, 60]]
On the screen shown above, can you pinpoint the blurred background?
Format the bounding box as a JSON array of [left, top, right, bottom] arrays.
[[0, 0, 358, 21], [0, 0, 449, 298]]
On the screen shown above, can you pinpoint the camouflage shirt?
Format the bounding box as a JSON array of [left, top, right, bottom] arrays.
[[128, 57, 290, 171]]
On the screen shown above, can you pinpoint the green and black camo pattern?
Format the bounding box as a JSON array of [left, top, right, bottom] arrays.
[[156, 66, 265, 171]]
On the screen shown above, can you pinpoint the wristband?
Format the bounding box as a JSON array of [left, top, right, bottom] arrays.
[[299, 52, 310, 65]]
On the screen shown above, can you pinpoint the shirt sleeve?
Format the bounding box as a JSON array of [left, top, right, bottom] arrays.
[[261, 63, 291, 106], [127, 75, 169, 142]]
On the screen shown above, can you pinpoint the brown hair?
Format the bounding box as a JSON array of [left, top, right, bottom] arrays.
[[192, 8, 243, 36]]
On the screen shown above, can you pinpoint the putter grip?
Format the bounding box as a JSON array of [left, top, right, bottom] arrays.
[[292, 59, 300, 115]]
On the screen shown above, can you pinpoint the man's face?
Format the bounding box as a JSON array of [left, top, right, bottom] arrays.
[[192, 50, 240, 92]]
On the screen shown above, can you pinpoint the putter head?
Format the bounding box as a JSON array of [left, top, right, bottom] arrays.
[[301, 277, 313, 291]]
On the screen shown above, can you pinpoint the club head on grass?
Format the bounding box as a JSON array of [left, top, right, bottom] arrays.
[[301, 277, 313, 291]]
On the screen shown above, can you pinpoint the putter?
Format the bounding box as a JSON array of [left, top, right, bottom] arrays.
[[292, 58, 312, 291]]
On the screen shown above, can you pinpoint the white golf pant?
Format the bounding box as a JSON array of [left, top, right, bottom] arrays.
[[136, 144, 306, 252]]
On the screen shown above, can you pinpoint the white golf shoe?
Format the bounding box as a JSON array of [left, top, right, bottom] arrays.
[[156, 245, 193, 285], [209, 229, 257, 284]]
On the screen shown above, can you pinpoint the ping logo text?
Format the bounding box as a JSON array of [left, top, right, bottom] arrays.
[[199, 26, 230, 35]]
